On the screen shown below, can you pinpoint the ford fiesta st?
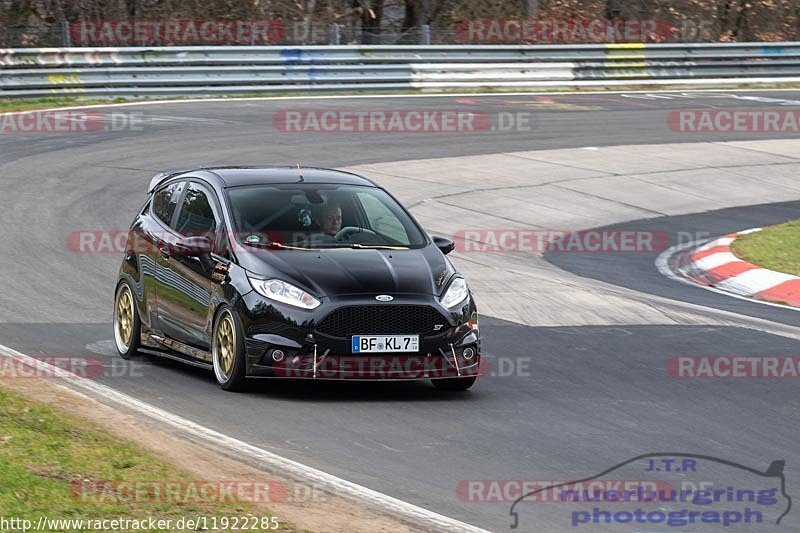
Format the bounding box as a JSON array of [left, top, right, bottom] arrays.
[[114, 167, 481, 391]]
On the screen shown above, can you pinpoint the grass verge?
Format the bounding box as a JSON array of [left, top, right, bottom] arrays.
[[0, 97, 129, 113], [0, 386, 294, 532], [731, 220, 800, 277]]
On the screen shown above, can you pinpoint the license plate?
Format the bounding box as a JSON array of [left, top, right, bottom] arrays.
[[352, 335, 419, 353]]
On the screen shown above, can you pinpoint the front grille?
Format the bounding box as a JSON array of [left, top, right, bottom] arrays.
[[315, 305, 449, 338]]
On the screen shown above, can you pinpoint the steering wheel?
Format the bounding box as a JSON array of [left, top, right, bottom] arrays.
[[334, 226, 377, 241]]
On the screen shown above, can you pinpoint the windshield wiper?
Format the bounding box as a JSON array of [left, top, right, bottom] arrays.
[[242, 240, 318, 251], [350, 243, 410, 250]]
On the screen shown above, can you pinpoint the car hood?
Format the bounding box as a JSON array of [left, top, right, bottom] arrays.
[[238, 245, 455, 297]]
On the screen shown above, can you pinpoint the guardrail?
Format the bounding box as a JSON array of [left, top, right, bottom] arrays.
[[2, 42, 800, 98]]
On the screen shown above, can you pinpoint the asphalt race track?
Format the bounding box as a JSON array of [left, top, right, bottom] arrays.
[[2, 90, 800, 532]]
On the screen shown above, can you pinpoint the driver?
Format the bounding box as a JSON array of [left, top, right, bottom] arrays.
[[316, 203, 342, 237]]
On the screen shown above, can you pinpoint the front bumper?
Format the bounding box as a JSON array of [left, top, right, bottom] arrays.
[[236, 291, 481, 380]]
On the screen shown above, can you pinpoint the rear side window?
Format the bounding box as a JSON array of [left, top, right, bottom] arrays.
[[175, 183, 217, 236], [152, 181, 185, 227]]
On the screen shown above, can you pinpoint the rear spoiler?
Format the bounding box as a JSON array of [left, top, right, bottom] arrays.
[[147, 168, 201, 194]]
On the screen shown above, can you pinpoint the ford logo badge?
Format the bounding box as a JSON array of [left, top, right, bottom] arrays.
[[375, 295, 394, 302]]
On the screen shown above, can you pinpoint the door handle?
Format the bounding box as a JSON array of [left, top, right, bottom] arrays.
[[159, 246, 170, 260]]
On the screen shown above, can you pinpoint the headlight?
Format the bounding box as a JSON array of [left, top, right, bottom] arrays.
[[248, 277, 321, 309], [440, 276, 469, 309]]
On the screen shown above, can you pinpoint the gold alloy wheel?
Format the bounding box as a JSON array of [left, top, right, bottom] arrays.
[[115, 285, 134, 350], [215, 312, 236, 381]]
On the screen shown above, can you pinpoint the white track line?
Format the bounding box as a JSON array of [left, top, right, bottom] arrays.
[[0, 343, 489, 533], [655, 239, 800, 313], [738, 227, 763, 235], [696, 237, 736, 251]]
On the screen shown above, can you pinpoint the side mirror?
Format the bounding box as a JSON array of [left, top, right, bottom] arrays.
[[432, 235, 455, 255], [173, 236, 213, 257]]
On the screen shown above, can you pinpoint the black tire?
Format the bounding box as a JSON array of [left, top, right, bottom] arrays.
[[432, 376, 477, 391], [212, 306, 248, 392], [113, 281, 141, 360]]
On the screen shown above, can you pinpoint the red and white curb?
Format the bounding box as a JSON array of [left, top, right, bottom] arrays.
[[677, 228, 800, 308]]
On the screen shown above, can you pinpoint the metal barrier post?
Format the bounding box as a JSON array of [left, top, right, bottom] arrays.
[[330, 24, 340, 45], [60, 21, 70, 47]]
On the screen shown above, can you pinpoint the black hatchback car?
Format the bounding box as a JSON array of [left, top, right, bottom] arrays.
[[114, 167, 481, 391]]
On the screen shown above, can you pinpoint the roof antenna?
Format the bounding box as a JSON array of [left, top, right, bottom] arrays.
[[296, 163, 304, 182]]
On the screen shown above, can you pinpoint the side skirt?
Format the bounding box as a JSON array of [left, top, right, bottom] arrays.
[[141, 332, 213, 370]]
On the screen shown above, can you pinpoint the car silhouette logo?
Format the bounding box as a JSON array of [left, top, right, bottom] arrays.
[[375, 295, 394, 302]]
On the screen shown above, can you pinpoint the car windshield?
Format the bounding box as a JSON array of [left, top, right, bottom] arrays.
[[226, 184, 427, 249]]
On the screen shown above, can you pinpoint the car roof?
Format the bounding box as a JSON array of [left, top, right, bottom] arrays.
[[172, 167, 377, 189]]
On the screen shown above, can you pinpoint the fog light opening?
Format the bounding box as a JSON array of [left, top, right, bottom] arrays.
[[462, 347, 475, 361], [271, 349, 286, 363]]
